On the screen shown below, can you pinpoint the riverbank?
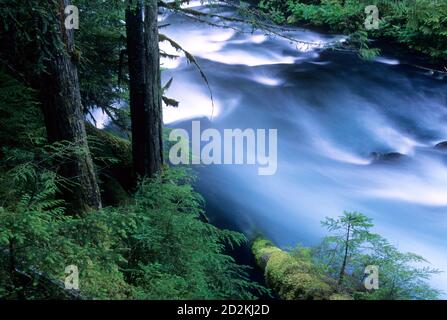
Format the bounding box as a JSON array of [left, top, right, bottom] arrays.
[[257, 0, 446, 66]]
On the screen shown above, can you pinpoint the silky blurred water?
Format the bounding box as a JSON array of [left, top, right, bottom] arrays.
[[160, 3, 447, 294]]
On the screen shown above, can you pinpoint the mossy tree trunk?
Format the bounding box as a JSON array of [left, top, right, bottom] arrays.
[[39, 0, 102, 213], [126, 0, 163, 182]]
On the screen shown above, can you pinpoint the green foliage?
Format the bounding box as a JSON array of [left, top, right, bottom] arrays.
[[350, 236, 441, 300], [0, 87, 262, 299], [0, 70, 128, 299], [314, 211, 376, 287], [0, 69, 264, 300], [120, 169, 265, 299], [0, 0, 83, 78], [0, 166, 264, 299], [86, 122, 133, 200], [313, 212, 442, 300], [73, 0, 128, 114], [252, 212, 442, 300], [259, 0, 447, 60], [0, 71, 56, 205], [0, 0, 129, 129], [0, 71, 42, 148]]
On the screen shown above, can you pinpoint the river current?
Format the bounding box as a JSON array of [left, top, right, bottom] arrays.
[[156, 2, 447, 293]]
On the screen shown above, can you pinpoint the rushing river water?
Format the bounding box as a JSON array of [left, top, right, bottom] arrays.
[[158, 2, 447, 293]]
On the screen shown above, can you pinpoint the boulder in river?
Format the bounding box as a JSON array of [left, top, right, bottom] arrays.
[[434, 141, 447, 151], [370, 152, 407, 164]]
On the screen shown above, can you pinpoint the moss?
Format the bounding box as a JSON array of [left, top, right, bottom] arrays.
[[252, 238, 282, 269], [264, 249, 332, 300], [86, 123, 132, 169], [329, 293, 354, 300], [86, 123, 133, 204], [252, 238, 350, 300]]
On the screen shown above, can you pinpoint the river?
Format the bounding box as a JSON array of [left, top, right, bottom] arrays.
[[158, 1, 447, 294]]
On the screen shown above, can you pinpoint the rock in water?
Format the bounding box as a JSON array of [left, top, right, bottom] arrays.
[[435, 141, 447, 151], [370, 152, 407, 164]]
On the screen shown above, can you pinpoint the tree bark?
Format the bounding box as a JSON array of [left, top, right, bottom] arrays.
[[337, 223, 351, 286], [143, 0, 164, 176], [126, 0, 163, 182], [40, 0, 102, 213]]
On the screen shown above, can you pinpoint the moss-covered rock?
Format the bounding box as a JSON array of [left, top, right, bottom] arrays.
[[86, 123, 132, 205], [100, 176, 130, 206], [86, 123, 132, 169], [252, 238, 351, 300], [329, 293, 354, 300]]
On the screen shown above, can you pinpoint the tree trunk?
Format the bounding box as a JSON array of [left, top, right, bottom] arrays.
[[337, 223, 351, 286], [143, 0, 164, 176], [126, 0, 163, 182], [40, 0, 102, 213]]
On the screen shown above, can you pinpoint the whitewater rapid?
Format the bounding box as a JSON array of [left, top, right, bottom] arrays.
[[160, 3, 447, 294]]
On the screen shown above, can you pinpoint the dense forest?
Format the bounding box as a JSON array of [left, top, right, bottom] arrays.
[[259, 0, 447, 59], [0, 0, 445, 300]]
